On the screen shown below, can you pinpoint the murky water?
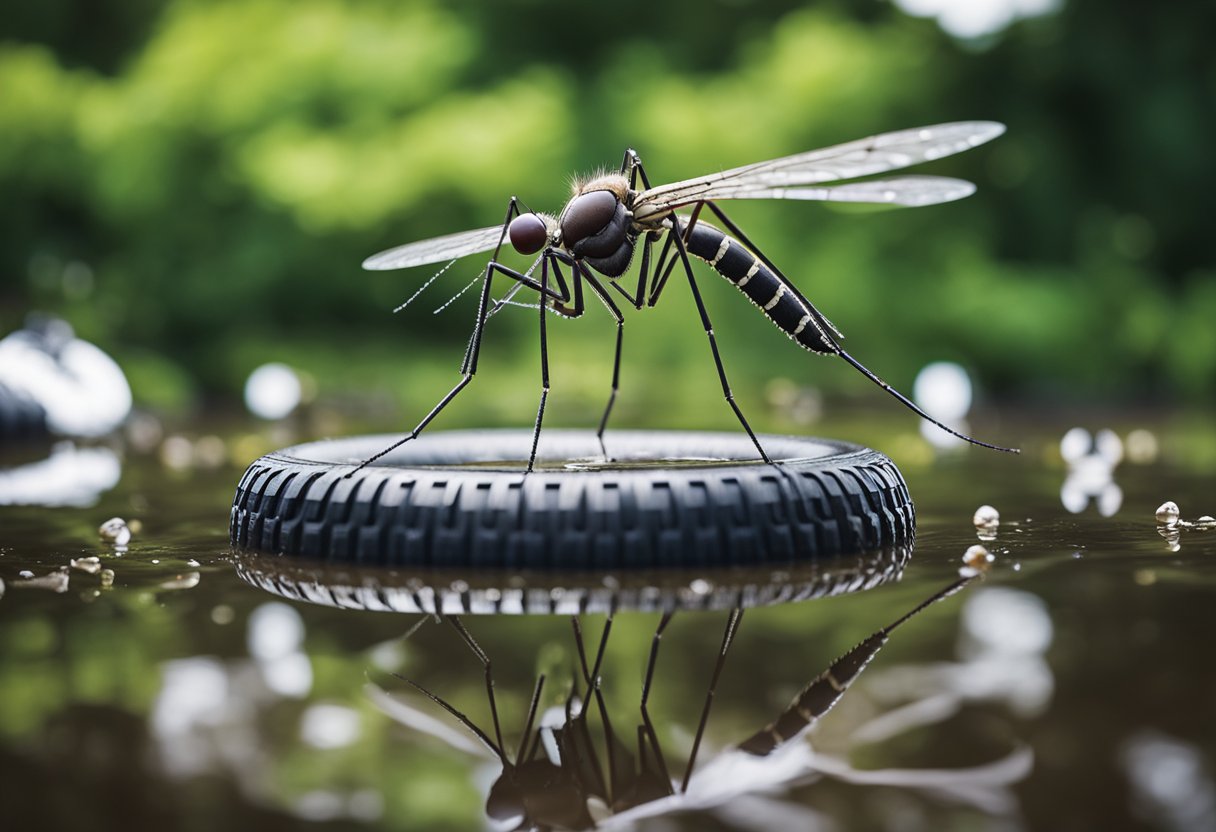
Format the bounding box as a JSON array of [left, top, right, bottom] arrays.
[[2, 414, 1215, 831]]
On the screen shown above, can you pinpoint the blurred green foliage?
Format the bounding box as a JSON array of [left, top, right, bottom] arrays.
[[1, 0, 1213, 425]]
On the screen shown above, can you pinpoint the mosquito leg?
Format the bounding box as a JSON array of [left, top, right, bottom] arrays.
[[445, 615, 508, 764], [681, 607, 744, 793], [581, 271, 626, 460], [647, 202, 711, 309], [392, 673, 506, 762], [639, 610, 676, 794], [516, 674, 546, 766], [647, 228, 677, 307], [619, 148, 654, 191], [571, 614, 619, 802], [668, 220, 772, 463], [609, 230, 653, 310], [526, 257, 553, 474], [348, 262, 498, 474]]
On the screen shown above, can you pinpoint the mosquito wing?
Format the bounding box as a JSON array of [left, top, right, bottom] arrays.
[[632, 121, 1004, 219], [362, 224, 506, 271], [686, 175, 978, 208]]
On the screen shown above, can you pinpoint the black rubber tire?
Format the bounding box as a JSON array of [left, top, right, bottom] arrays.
[[229, 429, 915, 569], [0, 382, 48, 441]]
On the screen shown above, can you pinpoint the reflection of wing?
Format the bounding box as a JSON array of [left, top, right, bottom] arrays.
[[362, 225, 505, 271], [633, 121, 1004, 219]]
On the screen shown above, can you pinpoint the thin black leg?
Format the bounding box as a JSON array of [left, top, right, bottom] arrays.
[[352, 210, 579, 474], [582, 270, 626, 459], [647, 228, 677, 308], [446, 616, 508, 764], [681, 607, 743, 792], [527, 256, 552, 473], [639, 610, 676, 795], [608, 230, 653, 310], [668, 219, 772, 463], [619, 148, 653, 191], [516, 674, 546, 767]]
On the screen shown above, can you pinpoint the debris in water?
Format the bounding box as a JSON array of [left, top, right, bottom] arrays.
[[19, 570, 34, 579], [71, 556, 102, 574], [973, 504, 1000, 530], [1196, 515, 1216, 528], [961, 544, 995, 576], [1154, 501, 1180, 527], [98, 516, 132, 546], [13, 567, 70, 593], [100, 568, 115, 588], [158, 572, 200, 591]]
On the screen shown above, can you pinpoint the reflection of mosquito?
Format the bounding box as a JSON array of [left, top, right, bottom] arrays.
[[374, 575, 978, 831], [358, 122, 1018, 473]]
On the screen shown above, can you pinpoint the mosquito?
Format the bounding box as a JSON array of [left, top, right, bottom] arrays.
[[358, 121, 1019, 473], [374, 573, 978, 830]]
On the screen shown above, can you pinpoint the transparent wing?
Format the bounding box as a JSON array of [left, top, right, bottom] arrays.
[[633, 121, 1004, 219], [362, 224, 506, 271], [689, 175, 977, 208]]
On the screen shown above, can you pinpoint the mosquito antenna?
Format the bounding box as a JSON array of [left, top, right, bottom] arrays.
[[393, 259, 458, 313], [432, 273, 482, 315], [834, 348, 1019, 454]]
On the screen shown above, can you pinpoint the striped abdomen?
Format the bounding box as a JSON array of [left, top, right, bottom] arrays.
[[685, 223, 834, 354], [737, 632, 888, 756]]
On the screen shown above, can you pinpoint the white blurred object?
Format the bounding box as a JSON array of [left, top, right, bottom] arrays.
[[0, 318, 131, 437], [248, 601, 312, 697], [244, 362, 302, 420], [913, 361, 973, 450], [891, 0, 1060, 40], [0, 442, 121, 507], [1121, 732, 1216, 832], [1060, 427, 1124, 516]]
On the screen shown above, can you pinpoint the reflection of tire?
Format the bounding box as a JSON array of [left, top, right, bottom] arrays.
[[0, 382, 48, 440], [230, 430, 914, 568]]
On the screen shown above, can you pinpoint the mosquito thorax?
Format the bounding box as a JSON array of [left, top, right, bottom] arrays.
[[560, 175, 635, 277], [508, 212, 549, 255]]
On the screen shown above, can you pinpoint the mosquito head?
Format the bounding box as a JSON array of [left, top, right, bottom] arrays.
[[486, 761, 593, 829], [508, 212, 549, 255]]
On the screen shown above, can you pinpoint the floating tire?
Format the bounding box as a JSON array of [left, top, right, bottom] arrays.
[[229, 430, 915, 569]]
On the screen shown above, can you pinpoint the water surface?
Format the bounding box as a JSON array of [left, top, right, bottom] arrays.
[[2, 414, 1214, 831]]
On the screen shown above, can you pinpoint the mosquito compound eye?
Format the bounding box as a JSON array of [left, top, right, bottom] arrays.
[[560, 190, 618, 246], [508, 213, 548, 255]]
